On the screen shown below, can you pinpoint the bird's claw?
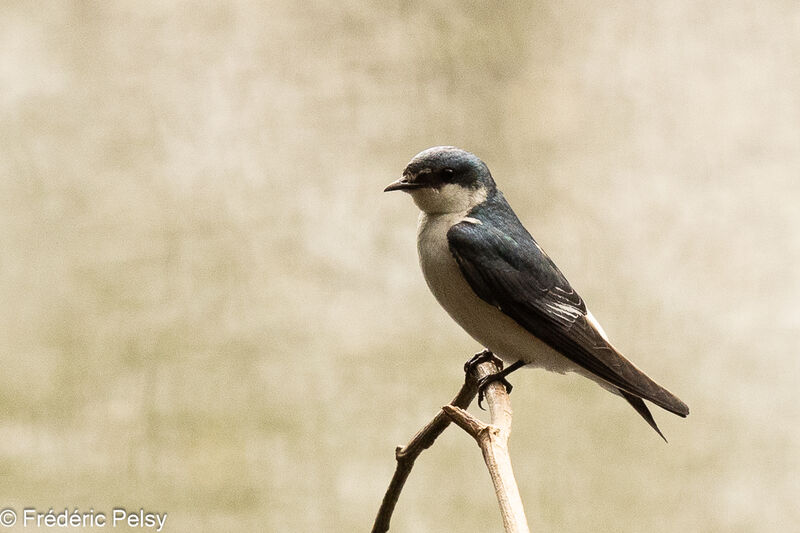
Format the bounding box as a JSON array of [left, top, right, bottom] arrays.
[[464, 350, 511, 410], [463, 349, 502, 375], [476, 373, 514, 410]]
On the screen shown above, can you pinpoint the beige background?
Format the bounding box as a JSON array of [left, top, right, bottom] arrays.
[[2, 2, 799, 532]]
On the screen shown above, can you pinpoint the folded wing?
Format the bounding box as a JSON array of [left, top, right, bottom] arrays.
[[447, 206, 689, 418]]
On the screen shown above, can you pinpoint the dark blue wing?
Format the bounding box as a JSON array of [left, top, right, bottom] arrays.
[[447, 198, 689, 417]]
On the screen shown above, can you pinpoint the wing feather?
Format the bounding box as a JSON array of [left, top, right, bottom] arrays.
[[447, 204, 689, 417]]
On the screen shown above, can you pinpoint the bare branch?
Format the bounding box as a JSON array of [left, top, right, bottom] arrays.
[[372, 355, 530, 533], [444, 359, 530, 533]]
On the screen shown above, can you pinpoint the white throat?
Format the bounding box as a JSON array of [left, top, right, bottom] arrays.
[[408, 183, 488, 214]]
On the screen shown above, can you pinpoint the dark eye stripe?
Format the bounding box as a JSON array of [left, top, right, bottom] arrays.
[[403, 167, 463, 188]]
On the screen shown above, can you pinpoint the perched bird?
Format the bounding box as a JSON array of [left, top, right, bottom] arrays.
[[384, 146, 689, 440]]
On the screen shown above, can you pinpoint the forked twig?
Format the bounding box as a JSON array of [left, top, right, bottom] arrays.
[[372, 355, 530, 532], [443, 360, 530, 533]]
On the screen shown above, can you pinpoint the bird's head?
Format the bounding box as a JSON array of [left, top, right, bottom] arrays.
[[384, 146, 496, 214]]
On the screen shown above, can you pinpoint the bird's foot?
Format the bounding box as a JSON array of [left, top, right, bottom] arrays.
[[463, 349, 503, 375], [476, 373, 513, 410], [463, 350, 512, 410]]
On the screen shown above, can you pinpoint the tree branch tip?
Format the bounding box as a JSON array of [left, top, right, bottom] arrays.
[[443, 404, 485, 437], [441, 404, 466, 420]]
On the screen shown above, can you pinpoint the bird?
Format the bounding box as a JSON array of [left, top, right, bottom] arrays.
[[384, 146, 689, 441]]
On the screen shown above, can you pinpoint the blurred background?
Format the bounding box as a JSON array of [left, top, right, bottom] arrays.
[[1, 1, 799, 532]]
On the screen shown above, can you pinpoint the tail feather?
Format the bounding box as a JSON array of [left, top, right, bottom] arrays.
[[621, 390, 668, 443]]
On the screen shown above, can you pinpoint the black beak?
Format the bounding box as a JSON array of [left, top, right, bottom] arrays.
[[383, 177, 426, 192]]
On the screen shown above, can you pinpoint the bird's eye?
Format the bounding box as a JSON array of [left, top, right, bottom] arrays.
[[443, 168, 454, 175]]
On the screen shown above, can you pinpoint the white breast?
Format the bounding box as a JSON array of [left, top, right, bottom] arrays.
[[416, 212, 577, 374]]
